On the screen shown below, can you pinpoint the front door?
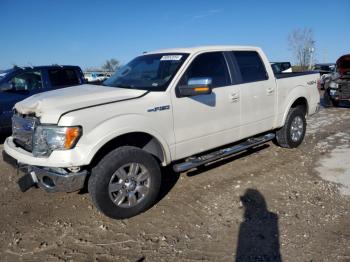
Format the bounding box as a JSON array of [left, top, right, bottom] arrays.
[[172, 52, 241, 160]]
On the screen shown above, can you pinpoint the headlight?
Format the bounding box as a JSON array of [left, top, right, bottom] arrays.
[[329, 81, 339, 89], [33, 126, 82, 157]]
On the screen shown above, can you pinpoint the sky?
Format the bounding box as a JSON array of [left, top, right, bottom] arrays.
[[1, 0, 349, 70]]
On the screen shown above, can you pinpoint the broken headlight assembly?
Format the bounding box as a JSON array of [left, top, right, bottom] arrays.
[[32, 126, 82, 157]]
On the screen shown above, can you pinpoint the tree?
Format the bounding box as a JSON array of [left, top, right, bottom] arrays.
[[102, 58, 120, 72], [288, 28, 315, 69]]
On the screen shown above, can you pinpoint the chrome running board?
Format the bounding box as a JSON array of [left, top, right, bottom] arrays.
[[173, 133, 275, 173]]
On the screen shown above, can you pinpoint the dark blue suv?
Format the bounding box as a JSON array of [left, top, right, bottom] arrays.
[[0, 65, 85, 132]]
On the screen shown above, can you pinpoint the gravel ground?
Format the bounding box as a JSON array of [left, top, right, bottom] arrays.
[[0, 104, 349, 262]]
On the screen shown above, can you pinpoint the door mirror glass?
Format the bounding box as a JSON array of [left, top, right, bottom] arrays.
[[178, 77, 212, 97]]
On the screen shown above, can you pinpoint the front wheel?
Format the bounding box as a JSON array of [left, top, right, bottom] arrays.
[[88, 146, 161, 219], [275, 107, 306, 148]]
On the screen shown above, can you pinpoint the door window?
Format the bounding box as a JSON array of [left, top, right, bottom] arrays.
[[48, 69, 80, 87], [233, 51, 268, 83], [180, 52, 231, 88], [11, 71, 43, 91]]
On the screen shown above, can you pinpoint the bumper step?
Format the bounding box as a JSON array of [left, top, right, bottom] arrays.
[[173, 133, 275, 173]]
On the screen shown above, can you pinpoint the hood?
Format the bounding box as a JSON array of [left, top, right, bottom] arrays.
[[15, 84, 147, 123]]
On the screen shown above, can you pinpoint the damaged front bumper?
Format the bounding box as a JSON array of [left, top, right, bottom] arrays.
[[2, 150, 88, 193], [329, 89, 350, 101]]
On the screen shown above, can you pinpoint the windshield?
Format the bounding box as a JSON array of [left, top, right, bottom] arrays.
[[103, 53, 189, 91]]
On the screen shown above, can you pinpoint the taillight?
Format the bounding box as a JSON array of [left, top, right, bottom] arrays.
[[317, 80, 321, 89]]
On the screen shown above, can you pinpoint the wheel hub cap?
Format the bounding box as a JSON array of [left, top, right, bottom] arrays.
[[108, 163, 150, 208], [290, 116, 304, 142]]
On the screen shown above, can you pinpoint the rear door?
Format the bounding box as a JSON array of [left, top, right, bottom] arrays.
[[172, 51, 241, 160], [231, 51, 276, 138]]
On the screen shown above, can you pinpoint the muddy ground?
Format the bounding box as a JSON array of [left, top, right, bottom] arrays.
[[0, 104, 350, 262]]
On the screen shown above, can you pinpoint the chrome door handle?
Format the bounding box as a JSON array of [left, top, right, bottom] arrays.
[[267, 88, 274, 94], [230, 93, 240, 102]]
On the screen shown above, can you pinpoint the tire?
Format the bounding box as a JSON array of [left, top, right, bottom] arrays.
[[275, 107, 306, 148], [88, 146, 161, 219], [323, 89, 332, 107], [330, 99, 339, 107]]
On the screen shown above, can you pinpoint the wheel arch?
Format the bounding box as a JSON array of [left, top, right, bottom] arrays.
[[281, 96, 309, 126], [89, 131, 170, 168]]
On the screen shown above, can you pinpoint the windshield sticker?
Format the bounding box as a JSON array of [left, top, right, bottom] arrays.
[[160, 55, 182, 61]]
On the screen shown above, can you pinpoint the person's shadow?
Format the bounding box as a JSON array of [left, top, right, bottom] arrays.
[[235, 189, 282, 262]]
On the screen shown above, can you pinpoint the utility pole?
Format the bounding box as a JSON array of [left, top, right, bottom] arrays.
[[309, 47, 314, 70]]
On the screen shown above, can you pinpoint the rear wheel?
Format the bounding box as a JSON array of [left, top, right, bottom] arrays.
[[275, 107, 306, 148], [88, 146, 161, 219]]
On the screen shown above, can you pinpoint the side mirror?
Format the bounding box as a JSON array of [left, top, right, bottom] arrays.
[[178, 77, 212, 97]]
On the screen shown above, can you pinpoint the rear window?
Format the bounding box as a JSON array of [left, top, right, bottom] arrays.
[[48, 68, 80, 87], [233, 51, 268, 83], [281, 62, 291, 71]]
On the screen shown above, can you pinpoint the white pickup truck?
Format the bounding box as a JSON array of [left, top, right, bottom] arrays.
[[3, 46, 320, 219]]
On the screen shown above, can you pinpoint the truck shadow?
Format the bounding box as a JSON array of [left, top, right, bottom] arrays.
[[235, 189, 281, 261], [154, 144, 269, 205], [156, 166, 180, 204]]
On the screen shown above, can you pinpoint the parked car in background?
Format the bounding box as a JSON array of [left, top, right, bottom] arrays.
[[313, 63, 336, 90], [270, 62, 292, 74], [84, 72, 111, 84], [0, 65, 85, 132], [313, 63, 336, 75], [323, 55, 350, 106]]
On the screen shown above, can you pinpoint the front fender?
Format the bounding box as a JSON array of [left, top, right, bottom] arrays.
[[79, 114, 174, 166]]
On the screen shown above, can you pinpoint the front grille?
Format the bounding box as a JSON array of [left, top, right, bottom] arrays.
[[12, 114, 39, 152], [339, 81, 350, 98]]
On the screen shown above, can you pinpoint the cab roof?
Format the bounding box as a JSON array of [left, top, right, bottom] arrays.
[[148, 45, 260, 55]]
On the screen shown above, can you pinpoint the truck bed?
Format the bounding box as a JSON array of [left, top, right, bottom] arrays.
[[275, 71, 319, 79]]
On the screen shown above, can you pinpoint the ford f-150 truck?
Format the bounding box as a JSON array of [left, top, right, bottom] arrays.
[[3, 46, 320, 219]]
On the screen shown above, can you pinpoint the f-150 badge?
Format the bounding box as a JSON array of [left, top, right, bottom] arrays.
[[147, 105, 170, 112]]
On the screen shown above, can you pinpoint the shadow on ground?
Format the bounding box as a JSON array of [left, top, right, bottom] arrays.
[[235, 189, 281, 262], [154, 144, 270, 205]]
